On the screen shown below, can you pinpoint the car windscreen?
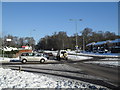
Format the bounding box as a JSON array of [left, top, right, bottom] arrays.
[[21, 53, 29, 56], [28, 53, 35, 56], [35, 53, 43, 57], [61, 51, 66, 54]]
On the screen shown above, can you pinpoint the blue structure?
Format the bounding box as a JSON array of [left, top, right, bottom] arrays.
[[110, 39, 120, 44], [94, 41, 108, 45], [86, 39, 120, 53]]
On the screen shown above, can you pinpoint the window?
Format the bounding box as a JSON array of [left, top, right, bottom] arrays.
[[36, 53, 42, 56], [28, 53, 35, 56], [61, 51, 66, 54], [21, 53, 28, 56]]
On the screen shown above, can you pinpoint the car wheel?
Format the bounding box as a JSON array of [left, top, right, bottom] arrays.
[[40, 59, 45, 63], [22, 59, 27, 63]]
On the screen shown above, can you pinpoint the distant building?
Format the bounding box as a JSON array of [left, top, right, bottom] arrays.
[[86, 39, 120, 53], [21, 46, 32, 50]]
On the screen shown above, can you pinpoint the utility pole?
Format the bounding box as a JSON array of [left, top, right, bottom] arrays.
[[69, 19, 82, 50], [83, 35, 85, 53]]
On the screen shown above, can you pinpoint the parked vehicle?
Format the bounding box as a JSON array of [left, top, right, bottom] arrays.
[[20, 52, 47, 63], [98, 47, 108, 53], [56, 50, 68, 60], [44, 52, 54, 59]]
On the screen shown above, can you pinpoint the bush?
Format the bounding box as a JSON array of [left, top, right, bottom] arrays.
[[4, 50, 19, 58]]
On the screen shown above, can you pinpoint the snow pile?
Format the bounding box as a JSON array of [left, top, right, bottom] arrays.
[[0, 57, 20, 63], [67, 51, 76, 54], [0, 68, 107, 89], [0, 57, 10, 63], [10, 57, 20, 62], [68, 55, 93, 61], [68, 51, 119, 57]]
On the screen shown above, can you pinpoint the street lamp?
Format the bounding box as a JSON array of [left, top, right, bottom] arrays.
[[69, 19, 82, 50], [80, 30, 85, 53], [83, 35, 85, 52]]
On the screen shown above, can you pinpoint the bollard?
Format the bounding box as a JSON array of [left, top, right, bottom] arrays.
[[19, 66, 22, 72]]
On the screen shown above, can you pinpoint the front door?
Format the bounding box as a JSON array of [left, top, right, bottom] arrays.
[[27, 53, 35, 61]]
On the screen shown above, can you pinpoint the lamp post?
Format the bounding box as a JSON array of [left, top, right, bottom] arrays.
[[80, 30, 85, 53], [83, 35, 85, 52], [69, 19, 82, 50]]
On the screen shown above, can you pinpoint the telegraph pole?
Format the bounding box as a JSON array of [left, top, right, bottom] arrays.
[[69, 19, 82, 50]]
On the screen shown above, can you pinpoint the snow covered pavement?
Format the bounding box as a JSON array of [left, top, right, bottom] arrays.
[[67, 51, 120, 58], [0, 67, 108, 89]]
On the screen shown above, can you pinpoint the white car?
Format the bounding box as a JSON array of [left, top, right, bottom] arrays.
[[20, 52, 47, 63]]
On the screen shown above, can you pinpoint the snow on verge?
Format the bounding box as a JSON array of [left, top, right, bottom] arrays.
[[68, 55, 92, 61], [0, 68, 108, 89], [0, 57, 10, 63], [68, 51, 119, 57]]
